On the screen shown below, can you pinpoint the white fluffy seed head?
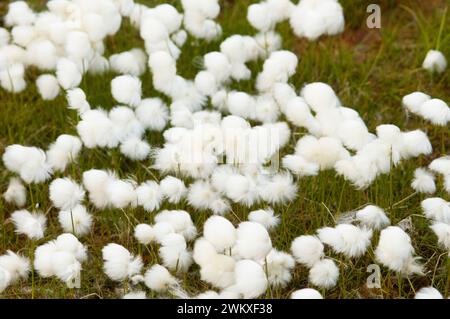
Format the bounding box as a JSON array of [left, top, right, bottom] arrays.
[[355, 205, 390, 230], [308, 258, 339, 289], [291, 235, 324, 268], [3, 177, 26, 207], [111, 75, 142, 107], [11, 209, 47, 240], [49, 178, 85, 210], [36, 74, 60, 100], [134, 224, 154, 245], [421, 198, 450, 223], [422, 50, 447, 73], [402, 92, 430, 114], [411, 168, 436, 194], [58, 205, 92, 237], [317, 224, 373, 258], [203, 216, 236, 252], [375, 226, 423, 275], [232, 259, 268, 299], [415, 287, 443, 299], [144, 264, 177, 292], [290, 288, 323, 299], [160, 176, 187, 204], [102, 243, 143, 282], [248, 208, 280, 231], [234, 221, 272, 260]]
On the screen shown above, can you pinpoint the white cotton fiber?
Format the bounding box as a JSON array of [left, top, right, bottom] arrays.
[[422, 50, 447, 73], [308, 258, 339, 289], [415, 287, 443, 299], [231, 259, 268, 299], [355, 205, 390, 230], [291, 288, 323, 299], [3, 177, 26, 207], [135, 98, 169, 131], [411, 168, 436, 194], [375, 226, 423, 275], [36, 74, 60, 100], [421, 198, 450, 223], [49, 178, 85, 211], [111, 75, 142, 107], [56, 58, 82, 90], [234, 222, 272, 260], [203, 216, 236, 252], [291, 235, 324, 268], [317, 224, 372, 258], [58, 205, 92, 237], [11, 209, 47, 240]]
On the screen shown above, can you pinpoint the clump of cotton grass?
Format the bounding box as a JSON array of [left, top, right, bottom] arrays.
[[3, 145, 52, 184], [111, 75, 142, 107], [429, 223, 450, 256], [102, 243, 143, 282], [317, 224, 373, 258], [134, 224, 154, 245], [159, 233, 193, 273], [0, 251, 30, 293], [144, 264, 178, 293], [429, 156, 450, 176], [135, 181, 163, 212], [335, 125, 432, 189], [411, 168, 436, 194], [10, 209, 47, 240], [233, 221, 272, 261], [429, 156, 450, 194], [290, 288, 323, 299], [46, 135, 82, 172], [82, 169, 137, 209], [49, 177, 85, 211], [0, 63, 26, 93], [109, 48, 147, 76], [415, 287, 444, 299], [248, 208, 280, 231], [56, 58, 82, 90], [264, 249, 295, 288], [135, 98, 169, 132], [36, 74, 60, 100], [355, 205, 390, 230], [160, 176, 187, 204], [181, 0, 222, 41], [289, 0, 345, 41], [308, 258, 340, 289], [291, 234, 339, 289], [34, 233, 87, 287], [291, 235, 324, 268], [3, 177, 26, 207], [226, 259, 268, 299], [421, 198, 450, 224], [193, 238, 236, 289], [154, 210, 197, 242], [402, 92, 450, 126], [203, 216, 236, 253], [66, 88, 90, 115], [375, 226, 423, 276], [58, 205, 93, 237], [119, 136, 151, 161], [422, 50, 447, 74], [187, 180, 230, 215]]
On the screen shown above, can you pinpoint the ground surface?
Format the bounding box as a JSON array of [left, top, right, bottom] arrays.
[[0, 0, 449, 298]]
